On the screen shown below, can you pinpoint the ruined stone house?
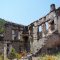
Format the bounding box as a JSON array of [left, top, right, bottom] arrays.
[[0, 4, 60, 56]]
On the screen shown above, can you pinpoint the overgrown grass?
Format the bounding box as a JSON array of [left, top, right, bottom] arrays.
[[0, 55, 9, 60], [39, 52, 60, 60]]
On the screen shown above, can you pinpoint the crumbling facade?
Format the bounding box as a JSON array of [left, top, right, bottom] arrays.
[[0, 22, 30, 57], [0, 4, 60, 56], [28, 4, 60, 54]]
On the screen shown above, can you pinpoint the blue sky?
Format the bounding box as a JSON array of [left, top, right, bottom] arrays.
[[0, 0, 60, 25]]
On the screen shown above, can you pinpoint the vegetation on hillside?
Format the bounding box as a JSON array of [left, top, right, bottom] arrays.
[[0, 18, 7, 33]]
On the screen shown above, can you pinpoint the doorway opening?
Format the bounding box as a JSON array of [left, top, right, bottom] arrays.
[[23, 36, 30, 52]]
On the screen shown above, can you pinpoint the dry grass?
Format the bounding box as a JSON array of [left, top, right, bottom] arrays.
[[39, 52, 60, 60]]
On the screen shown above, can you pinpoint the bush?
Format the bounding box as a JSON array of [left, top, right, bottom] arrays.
[[0, 27, 5, 33], [16, 53, 22, 59], [8, 48, 16, 59]]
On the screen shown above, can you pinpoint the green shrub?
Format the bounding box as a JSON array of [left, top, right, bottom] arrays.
[[0, 27, 5, 33], [8, 48, 16, 59], [16, 53, 22, 59]]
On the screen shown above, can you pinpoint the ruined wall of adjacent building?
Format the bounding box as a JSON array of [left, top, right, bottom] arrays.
[[28, 4, 60, 54]]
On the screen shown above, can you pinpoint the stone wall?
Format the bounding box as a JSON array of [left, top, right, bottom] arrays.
[[0, 41, 4, 53], [29, 5, 60, 54]]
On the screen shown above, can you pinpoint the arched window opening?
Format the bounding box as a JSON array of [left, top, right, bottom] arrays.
[[39, 26, 42, 32], [38, 26, 42, 39], [46, 22, 49, 30], [45, 22, 49, 33], [50, 20, 55, 31]]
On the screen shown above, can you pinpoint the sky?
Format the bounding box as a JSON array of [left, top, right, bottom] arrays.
[[0, 0, 60, 25]]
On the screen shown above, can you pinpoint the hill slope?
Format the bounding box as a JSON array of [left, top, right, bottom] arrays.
[[0, 18, 7, 33]]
